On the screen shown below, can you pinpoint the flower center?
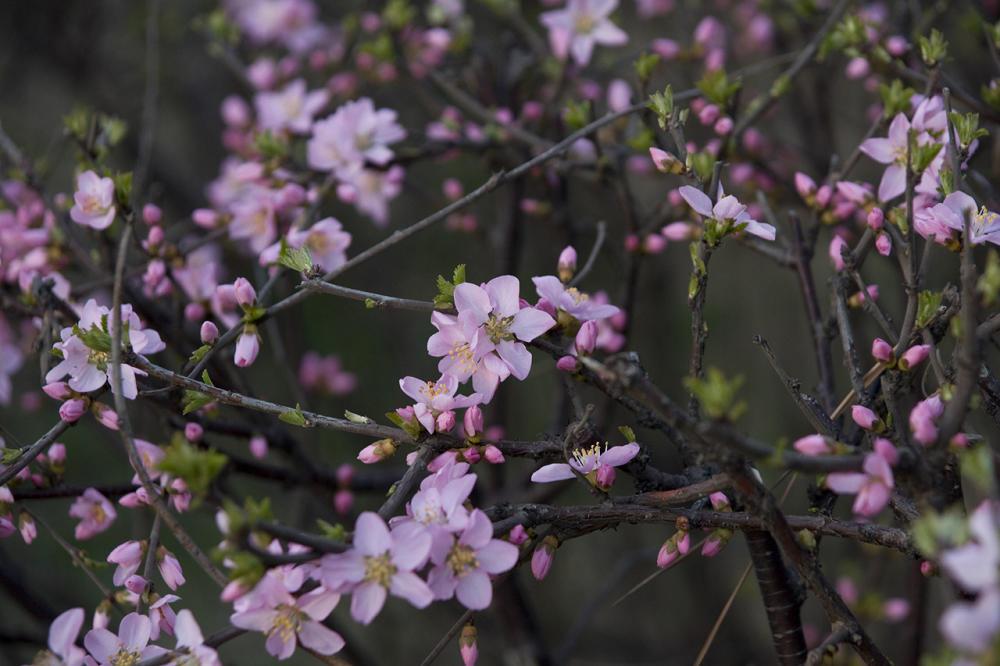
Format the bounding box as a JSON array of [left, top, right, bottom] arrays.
[[571, 442, 605, 468], [484, 313, 515, 344], [574, 13, 595, 34], [91, 503, 108, 524], [974, 206, 998, 236], [88, 349, 110, 371], [82, 194, 105, 214], [110, 649, 141, 666], [270, 606, 304, 642], [447, 544, 478, 577], [363, 553, 396, 587], [565, 287, 589, 305], [423, 380, 449, 399], [447, 342, 476, 373]]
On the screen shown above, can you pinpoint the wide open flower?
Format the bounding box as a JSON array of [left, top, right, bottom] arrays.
[[427, 509, 519, 610], [826, 438, 896, 517], [230, 579, 343, 660], [167, 609, 221, 666], [399, 374, 482, 434], [923, 191, 1000, 246], [69, 171, 116, 230], [452, 275, 555, 382], [678, 185, 776, 241], [539, 0, 628, 66], [259, 217, 351, 272], [532, 275, 620, 323], [84, 613, 166, 666], [531, 441, 640, 484], [318, 512, 433, 624], [254, 78, 328, 134], [69, 488, 117, 540]]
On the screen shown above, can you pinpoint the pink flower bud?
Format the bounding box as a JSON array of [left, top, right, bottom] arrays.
[[795, 172, 817, 200], [883, 598, 910, 622], [249, 435, 268, 459], [459, 624, 478, 666], [886, 36, 908, 57], [358, 439, 396, 464], [624, 234, 640, 252], [18, 514, 36, 544], [233, 277, 256, 307], [845, 57, 870, 79], [867, 207, 884, 229], [191, 208, 218, 229], [142, 204, 162, 225], [200, 321, 219, 344], [48, 443, 67, 465], [899, 344, 930, 371], [919, 560, 934, 576], [157, 549, 185, 590], [816, 185, 833, 208], [676, 530, 691, 555], [436, 410, 456, 433], [508, 524, 528, 545], [221, 580, 248, 603], [657, 537, 680, 569], [575, 321, 598, 356], [42, 382, 72, 400], [531, 537, 557, 580], [145, 225, 165, 248], [93, 402, 119, 430], [702, 532, 725, 557], [875, 232, 892, 256], [184, 422, 203, 442], [642, 234, 667, 254], [463, 405, 483, 438], [594, 463, 616, 490], [221, 95, 251, 127], [950, 432, 969, 448], [558, 245, 577, 282], [461, 446, 481, 464], [125, 574, 147, 594], [651, 38, 680, 59], [829, 235, 848, 271], [713, 116, 733, 135], [698, 104, 721, 125], [483, 444, 504, 464], [661, 222, 692, 241], [871, 338, 894, 364], [851, 405, 881, 431], [442, 178, 463, 201], [794, 434, 831, 456], [709, 492, 730, 511], [59, 398, 87, 423], [184, 303, 205, 322], [556, 355, 580, 372], [334, 489, 353, 515], [234, 328, 259, 367], [335, 463, 353, 486]]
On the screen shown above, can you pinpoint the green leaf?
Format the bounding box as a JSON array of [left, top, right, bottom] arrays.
[[647, 85, 674, 130], [916, 291, 943, 329], [344, 410, 372, 424], [452, 264, 466, 286], [157, 436, 228, 495], [317, 519, 348, 540], [696, 70, 742, 106], [277, 239, 313, 273], [181, 390, 212, 415], [683, 367, 746, 421], [74, 324, 112, 353], [978, 250, 1000, 306], [633, 53, 660, 83], [918, 29, 948, 67], [189, 344, 212, 364], [279, 403, 310, 427], [618, 426, 636, 442], [879, 80, 916, 119]]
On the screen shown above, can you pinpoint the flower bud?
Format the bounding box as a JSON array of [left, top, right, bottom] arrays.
[[698, 104, 720, 125], [459, 623, 478, 666], [575, 321, 598, 356], [221, 580, 248, 603], [702, 528, 732, 557], [793, 434, 831, 456], [191, 208, 218, 229], [661, 222, 692, 241], [197, 320, 218, 345], [249, 435, 268, 459], [867, 207, 884, 230], [358, 439, 396, 464], [594, 463, 616, 490], [142, 203, 162, 225], [463, 405, 483, 439], [708, 492, 731, 512], [829, 235, 848, 271], [794, 172, 817, 201], [461, 446, 481, 464], [816, 185, 833, 208], [436, 410, 456, 433], [713, 116, 733, 135], [898, 344, 930, 371], [871, 338, 894, 364], [335, 463, 353, 486], [875, 232, 892, 256], [851, 405, 882, 432], [508, 524, 528, 545], [184, 303, 205, 322], [442, 178, 463, 201], [556, 355, 580, 372], [845, 57, 870, 79], [558, 246, 577, 282], [18, 513, 36, 544], [642, 234, 667, 254], [919, 560, 934, 576], [59, 398, 87, 423], [657, 533, 682, 569], [883, 598, 910, 622], [146, 225, 164, 247], [184, 422, 203, 442], [92, 402, 119, 430], [48, 443, 67, 466], [157, 548, 185, 590], [531, 536, 558, 580], [649, 147, 684, 175], [334, 489, 353, 515], [93, 604, 110, 630], [125, 575, 147, 595], [483, 443, 505, 464], [233, 277, 256, 307], [42, 382, 72, 400], [234, 327, 259, 367]]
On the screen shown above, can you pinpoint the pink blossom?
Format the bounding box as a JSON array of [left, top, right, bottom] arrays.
[[427, 509, 518, 609], [678, 185, 776, 241], [826, 439, 896, 516], [255, 79, 328, 134], [308, 98, 405, 175], [851, 405, 881, 431], [867, 207, 884, 229], [69, 489, 117, 540], [400, 375, 482, 434], [483, 445, 504, 464], [171, 609, 221, 665], [531, 537, 556, 580], [32, 607, 86, 666], [860, 100, 946, 202], [923, 191, 1000, 246], [69, 171, 116, 230], [793, 434, 831, 456], [899, 344, 930, 370], [231, 580, 343, 660], [107, 541, 144, 586], [558, 245, 577, 282], [531, 441, 639, 483], [940, 501, 999, 593], [532, 275, 619, 322], [882, 598, 910, 622], [335, 165, 404, 226], [158, 548, 186, 590], [539, 0, 628, 66], [939, 588, 1000, 654], [319, 512, 433, 624], [829, 234, 848, 271], [871, 338, 894, 364], [463, 405, 483, 438], [909, 394, 944, 445], [59, 398, 87, 423], [259, 217, 351, 272], [84, 613, 166, 665], [234, 327, 260, 367]]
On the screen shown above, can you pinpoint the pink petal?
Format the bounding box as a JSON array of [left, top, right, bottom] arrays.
[[530, 463, 576, 483], [453, 283, 491, 323], [297, 621, 345, 656], [351, 581, 387, 625], [859, 137, 895, 164], [485, 275, 520, 317], [826, 472, 866, 494], [877, 165, 906, 202], [455, 570, 492, 610], [599, 442, 640, 467], [476, 540, 519, 574], [118, 613, 151, 651], [678, 185, 715, 218], [496, 340, 532, 380], [390, 571, 435, 608], [353, 512, 391, 556], [510, 308, 556, 342]]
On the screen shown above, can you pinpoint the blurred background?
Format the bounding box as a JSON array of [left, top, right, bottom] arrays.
[[2, 1, 1000, 664]]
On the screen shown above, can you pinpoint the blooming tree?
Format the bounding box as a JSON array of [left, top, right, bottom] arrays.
[[2, 0, 1000, 664]]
